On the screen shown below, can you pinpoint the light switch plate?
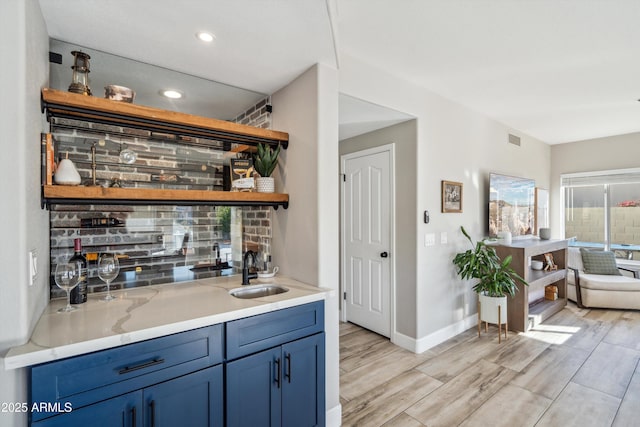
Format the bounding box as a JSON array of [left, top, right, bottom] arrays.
[[441, 232, 448, 244], [29, 250, 38, 286], [425, 233, 436, 247]]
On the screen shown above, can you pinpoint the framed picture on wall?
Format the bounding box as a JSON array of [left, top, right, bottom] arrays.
[[442, 180, 463, 213]]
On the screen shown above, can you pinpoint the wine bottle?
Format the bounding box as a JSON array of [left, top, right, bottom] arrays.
[[69, 238, 87, 304], [80, 217, 125, 228]]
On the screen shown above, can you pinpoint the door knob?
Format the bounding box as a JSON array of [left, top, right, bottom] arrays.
[[380, 252, 388, 258]]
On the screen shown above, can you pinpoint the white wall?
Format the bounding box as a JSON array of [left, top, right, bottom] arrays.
[[271, 66, 320, 282], [339, 54, 550, 350], [271, 64, 342, 426], [0, 0, 50, 426], [550, 132, 640, 239]]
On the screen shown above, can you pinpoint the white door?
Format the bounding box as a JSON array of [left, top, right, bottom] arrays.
[[342, 146, 392, 337]]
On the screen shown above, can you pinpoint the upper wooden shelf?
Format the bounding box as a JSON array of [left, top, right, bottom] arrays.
[[43, 185, 289, 209], [41, 88, 289, 149]]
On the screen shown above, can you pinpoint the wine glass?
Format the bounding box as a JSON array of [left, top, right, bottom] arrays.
[[54, 262, 81, 312], [97, 253, 120, 301]]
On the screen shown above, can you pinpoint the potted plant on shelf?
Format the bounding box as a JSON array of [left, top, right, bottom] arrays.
[[253, 142, 281, 193], [452, 226, 526, 331]]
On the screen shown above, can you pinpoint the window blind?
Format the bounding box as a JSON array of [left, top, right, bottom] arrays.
[[561, 169, 640, 187]]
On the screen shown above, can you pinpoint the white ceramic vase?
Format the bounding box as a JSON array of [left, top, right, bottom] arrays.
[[497, 231, 512, 245], [255, 177, 275, 193], [478, 293, 507, 325], [54, 158, 82, 185]]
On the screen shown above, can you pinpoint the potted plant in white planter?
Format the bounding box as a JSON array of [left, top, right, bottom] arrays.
[[253, 143, 281, 193], [452, 226, 526, 336]]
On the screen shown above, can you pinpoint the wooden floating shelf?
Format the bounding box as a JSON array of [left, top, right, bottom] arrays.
[[41, 88, 289, 149], [43, 185, 289, 209], [41, 88, 290, 209]]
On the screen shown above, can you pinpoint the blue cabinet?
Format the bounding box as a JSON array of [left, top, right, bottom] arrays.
[[144, 365, 223, 427], [32, 392, 141, 427], [226, 302, 325, 427], [33, 366, 223, 427], [29, 325, 224, 426], [227, 346, 282, 426], [227, 333, 325, 427], [281, 334, 325, 427], [29, 301, 325, 427]]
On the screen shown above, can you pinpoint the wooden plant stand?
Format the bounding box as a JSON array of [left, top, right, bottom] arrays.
[[477, 300, 508, 343]]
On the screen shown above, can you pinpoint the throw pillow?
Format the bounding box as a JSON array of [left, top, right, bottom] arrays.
[[580, 248, 621, 275]]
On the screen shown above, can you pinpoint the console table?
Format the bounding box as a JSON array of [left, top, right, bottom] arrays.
[[494, 239, 568, 332]]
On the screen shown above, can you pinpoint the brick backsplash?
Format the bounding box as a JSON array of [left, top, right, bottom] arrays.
[[49, 97, 275, 299], [51, 117, 226, 190], [230, 96, 271, 129], [50, 203, 240, 297]]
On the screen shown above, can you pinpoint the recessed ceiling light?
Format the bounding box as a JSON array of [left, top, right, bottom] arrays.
[[196, 32, 215, 43], [162, 90, 183, 99]]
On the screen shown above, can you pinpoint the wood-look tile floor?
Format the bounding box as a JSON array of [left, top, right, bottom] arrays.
[[340, 303, 640, 427]]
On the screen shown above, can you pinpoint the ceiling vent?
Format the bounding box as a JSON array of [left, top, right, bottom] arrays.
[[508, 133, 521, 146]]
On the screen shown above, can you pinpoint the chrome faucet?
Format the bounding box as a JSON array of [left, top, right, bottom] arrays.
[[242, 250, 257, 285]]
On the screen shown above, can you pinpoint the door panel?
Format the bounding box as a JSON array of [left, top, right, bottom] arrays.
[[369, 165, 382, 244], [145, 366, 223, 427], [350, 170, 363, 242], [226, 347, 281, 427], [343, 149, 391, 337], [282, 334, 325, 427], [32, 391, 141, 427], [350, 256, 363, 305], [370, 259, 383, 314]]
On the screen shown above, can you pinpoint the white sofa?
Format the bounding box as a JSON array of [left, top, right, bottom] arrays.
[[567, 247, 640, 309]]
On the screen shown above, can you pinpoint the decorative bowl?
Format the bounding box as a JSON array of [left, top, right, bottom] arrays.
[[539, 228, 551, 240], [257, 266, 279, 279], [531, 260, 544, 270]]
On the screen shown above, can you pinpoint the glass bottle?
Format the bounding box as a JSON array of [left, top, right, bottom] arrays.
[[69, 238, 87, 304]]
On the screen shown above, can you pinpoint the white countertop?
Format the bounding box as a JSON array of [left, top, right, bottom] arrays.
[[4, 276, 330, 370]]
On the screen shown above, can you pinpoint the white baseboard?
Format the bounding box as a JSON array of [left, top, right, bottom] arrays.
[[326, 403, 342, 427], [391, 330, 418, 352], [392, 314, 477, 354]]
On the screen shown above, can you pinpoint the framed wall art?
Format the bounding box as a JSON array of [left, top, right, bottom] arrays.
[[488, 172, 535, 237], [442, 180, 463, 213]]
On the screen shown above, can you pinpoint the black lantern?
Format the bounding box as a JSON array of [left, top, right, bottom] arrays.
[[68, 51, 91, 95]]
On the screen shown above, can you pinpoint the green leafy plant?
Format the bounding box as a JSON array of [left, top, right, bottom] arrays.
[[452, 226, 526, 297], [253, 143, 281, 177], [216, 206, 231, 236]]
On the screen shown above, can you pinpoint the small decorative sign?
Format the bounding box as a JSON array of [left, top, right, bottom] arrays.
[[442, 180, 463, 213], [230, 158, 255, 192]]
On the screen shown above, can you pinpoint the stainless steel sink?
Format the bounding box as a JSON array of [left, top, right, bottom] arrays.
[[229, 284, 289, 299]]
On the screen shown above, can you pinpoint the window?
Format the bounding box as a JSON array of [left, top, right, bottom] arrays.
[[562, 169, 640, 260]]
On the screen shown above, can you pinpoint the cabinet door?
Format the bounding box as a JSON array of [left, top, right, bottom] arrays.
[[226, 347, 282, 427], [282, 333, 325, 427], [32, 391, 141, 427], [144, 365, 223, 427]]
